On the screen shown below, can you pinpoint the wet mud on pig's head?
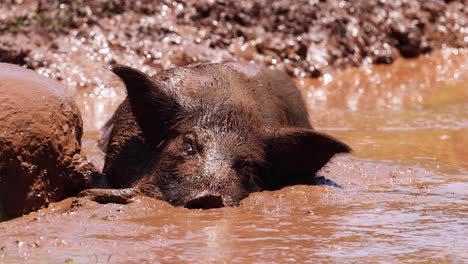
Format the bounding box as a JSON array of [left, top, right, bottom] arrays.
[[110, 65, 350, 209]]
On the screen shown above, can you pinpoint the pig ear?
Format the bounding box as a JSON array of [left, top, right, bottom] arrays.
[[111, 65, 180, 145], [262, 127, 351, 188]]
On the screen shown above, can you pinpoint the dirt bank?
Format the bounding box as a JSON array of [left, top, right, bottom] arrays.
[[0, 0, 466, 79]]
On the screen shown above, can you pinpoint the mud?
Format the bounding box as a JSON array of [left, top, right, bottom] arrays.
[[0, 63, 96, 218], [1, 50, 467, 263], [0, 0, 467, 79], [0, 0, 467, 262], [0, 156, 466, 262]]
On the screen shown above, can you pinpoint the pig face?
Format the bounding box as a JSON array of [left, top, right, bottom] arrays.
[[136, 105, 265, 208], [111, 65, 350, 208]]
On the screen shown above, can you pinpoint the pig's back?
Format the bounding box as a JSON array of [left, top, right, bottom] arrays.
[[155, 62, 311, 129]]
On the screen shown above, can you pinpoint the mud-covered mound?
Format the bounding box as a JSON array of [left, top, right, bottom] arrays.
[[0, 63, 96, 218], [0, 0, 466, 78]]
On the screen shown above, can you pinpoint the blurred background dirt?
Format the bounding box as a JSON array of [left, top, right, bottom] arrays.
[[1, 0, 466, 79]]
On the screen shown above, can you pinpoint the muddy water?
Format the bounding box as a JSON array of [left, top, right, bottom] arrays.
[[301, 48, 468, 172], [1, 49, 467, 263]]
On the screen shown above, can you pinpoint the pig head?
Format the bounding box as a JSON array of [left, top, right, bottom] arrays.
[[99, 63, 350, 209]]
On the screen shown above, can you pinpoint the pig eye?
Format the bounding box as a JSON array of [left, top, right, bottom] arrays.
[[182, 136, 196, 155]]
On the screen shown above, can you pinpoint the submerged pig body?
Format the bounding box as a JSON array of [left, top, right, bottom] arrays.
[[98, 62, 350, 208]]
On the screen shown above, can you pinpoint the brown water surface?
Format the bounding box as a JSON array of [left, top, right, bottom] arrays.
[[1, 49, 467, 263]]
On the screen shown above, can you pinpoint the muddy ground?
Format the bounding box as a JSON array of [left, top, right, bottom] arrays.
[[0, 0, 466, 78], [0, 0, 467, 263]]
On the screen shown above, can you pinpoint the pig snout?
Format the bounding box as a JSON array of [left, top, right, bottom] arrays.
[[184, 193, 225, 209]]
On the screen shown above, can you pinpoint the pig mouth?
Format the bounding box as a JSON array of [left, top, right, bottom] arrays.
[[184, 194, 225, 209]]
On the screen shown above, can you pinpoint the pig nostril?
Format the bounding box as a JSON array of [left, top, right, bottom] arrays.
[[184, 195, 224, 209]]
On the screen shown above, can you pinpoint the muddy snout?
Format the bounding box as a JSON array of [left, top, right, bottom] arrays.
[[184, 193, 225, 209]]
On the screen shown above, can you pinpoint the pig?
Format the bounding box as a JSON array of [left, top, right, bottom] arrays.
[[79, 62, 350, 209]]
